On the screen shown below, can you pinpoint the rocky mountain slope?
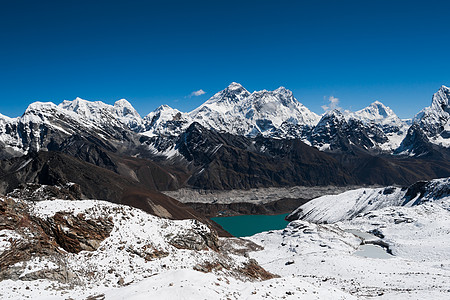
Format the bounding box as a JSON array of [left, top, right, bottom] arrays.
[[396, 85, 450, 156]]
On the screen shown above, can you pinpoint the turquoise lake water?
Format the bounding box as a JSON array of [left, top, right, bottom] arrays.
[[211, 213, 290, 237]]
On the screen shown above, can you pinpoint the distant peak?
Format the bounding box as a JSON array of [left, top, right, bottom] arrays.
[[324, 109, 344, 117], [227, 82, 244, 90], [371, 100, 386, 107], [25, 101, 58, 113], [439, 85, 450, 91], [274, 86, 288, 91], [155, 104, 174, 111], [114, 99, 133, 107], [273, 86, 292, 95]]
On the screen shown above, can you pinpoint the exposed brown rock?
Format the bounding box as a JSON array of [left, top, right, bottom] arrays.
[[168, 220, 219, 251], [0, 197, 114, 281], [37, 212, 114, 254], [238, 259, 278, 280]]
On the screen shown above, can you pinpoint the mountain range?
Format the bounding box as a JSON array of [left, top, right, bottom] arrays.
[[0, 83, 449, 203], [2, 83, 449, 156]]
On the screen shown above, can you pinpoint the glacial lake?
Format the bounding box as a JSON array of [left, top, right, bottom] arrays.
[[211, 213, 290, 237]]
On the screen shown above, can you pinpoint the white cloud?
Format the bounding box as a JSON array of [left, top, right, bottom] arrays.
[[321, 96, 341, 112], [189, 89, 206, 97]]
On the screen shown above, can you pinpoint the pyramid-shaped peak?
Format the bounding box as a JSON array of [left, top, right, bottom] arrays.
[[272, 86, 294, 97], [155, 104, 172, 111], [370, 100, 387, 107], [431, 85, 450, 106], [367, 101, 390, 116], [227, 82, 245, 91], [320, 109, 345, 121]]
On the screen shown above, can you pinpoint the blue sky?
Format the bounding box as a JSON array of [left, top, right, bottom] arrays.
[[1, 0, 449, 118]]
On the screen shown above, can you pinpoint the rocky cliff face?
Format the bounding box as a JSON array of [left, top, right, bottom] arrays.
[[397, 85, 450, 156]]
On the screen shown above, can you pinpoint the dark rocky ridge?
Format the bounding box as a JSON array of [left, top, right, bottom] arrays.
[[0, 151, 230, 236], [151, 123, 450, 189]]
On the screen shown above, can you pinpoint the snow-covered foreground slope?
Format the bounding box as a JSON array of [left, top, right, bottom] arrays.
[[1, 268, 354, 300], [249, 179, 450, 299], [0, 198, 355, 300]]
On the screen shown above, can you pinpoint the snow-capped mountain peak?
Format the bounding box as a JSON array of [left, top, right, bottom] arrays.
[[430, 85, 450, 112], [114, 98, 141, 118], [188, 84, 320, 138], [194, 82, 250, 110], [58, 97, 144, 131], [24, 101, 59, 114], [227, 81, 246, 91], [144, 105, 184, 123], [142, 105, 190, 137], [59, 97, 109, 119], [351, 100, 401, 125], [414, 86, 450, 128]]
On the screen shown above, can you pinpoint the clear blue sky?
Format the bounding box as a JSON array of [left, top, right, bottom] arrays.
[[1, 0, 449, 118]]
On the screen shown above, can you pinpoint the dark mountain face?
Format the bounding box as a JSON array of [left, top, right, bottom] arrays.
[[138, 123, 450, 190], [309, 110, 390, 153], [0, 151, 229, 236], [174, 123, 355, 189]]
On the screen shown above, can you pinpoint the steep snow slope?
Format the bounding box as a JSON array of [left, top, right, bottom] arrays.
[[0, 98, 143, 156], [351, 101, 405, 131], [413, 85, 450, 145], [287, 177, 450, 223], [1, 83, 448, 158]]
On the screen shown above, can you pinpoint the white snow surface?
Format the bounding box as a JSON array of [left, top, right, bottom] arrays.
[[59, 97, 144, 131], [288, 177, 450, 223], [350, 101, 405, 129], [189, 83, 320, 138], [249, 180, 450, 299]]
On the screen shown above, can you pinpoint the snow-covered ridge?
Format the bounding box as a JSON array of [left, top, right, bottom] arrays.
[[287, 177, 450, 223], [412, 85, 450, 148], [0, 83, 449, 156], [188, 83, 320, 139]]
